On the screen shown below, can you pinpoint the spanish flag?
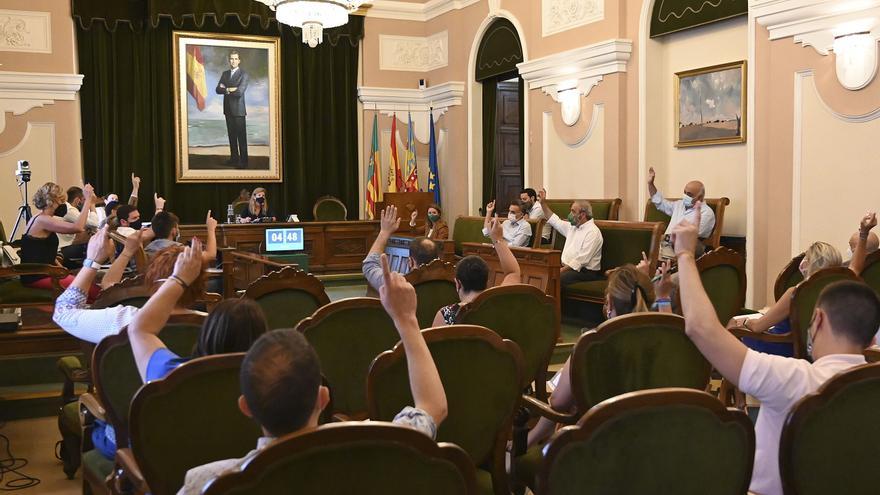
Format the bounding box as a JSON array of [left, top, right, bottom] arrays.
[[366, 114, 382, 219], [186, 45, 208, 111], [387, 115, 404, 193]]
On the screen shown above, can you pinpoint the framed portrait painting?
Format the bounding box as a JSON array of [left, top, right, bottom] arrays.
[[173, 31, 282, 182], [674, 60, 747, 148]]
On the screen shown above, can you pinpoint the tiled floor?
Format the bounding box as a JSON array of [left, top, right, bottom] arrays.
[[0, 417, 79, 494]]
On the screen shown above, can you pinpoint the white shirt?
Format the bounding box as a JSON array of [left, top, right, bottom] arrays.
[[546, 214, 603, 271], [651, 190, 716, 238], [58, 202, 100, 248], [482, 218, 532, 247], [52, 286, 139, 343], [527, 201, 552, 240], [738, 350, 866, 495]]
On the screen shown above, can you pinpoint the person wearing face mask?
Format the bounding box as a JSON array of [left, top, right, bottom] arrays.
[[647, 166, 716, 259], [409, 203, 448, 240], [116, 192, 165, 238], [241, 187, 276, 223], [672, 204, 880, 495], [20, 182, 100, 297], [536, 188, 604, 286], [56, 186, 103, 268], [520, 188, 551, 243], [144, 210, 218, 263], [96, 173, 142, 227], [481, 199, 532, 247]]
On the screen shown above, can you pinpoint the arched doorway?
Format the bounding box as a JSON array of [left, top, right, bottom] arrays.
[[476, 18, 524, 212]]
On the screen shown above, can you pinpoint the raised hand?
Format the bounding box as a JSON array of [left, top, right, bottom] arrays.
[[131, 173, 141, 190], [636, 251, 650, 277], [860, 212, 877, 234], [656, 259, 674, 299], [486, 200, 496, 215], [647, 166, 656, 185], [172, 237, 203, 286], [82, 183, 95, 202], [538, 188, 547, 203], [410, 210, 418, 222], [488, 214, 504, 243], [671, 200, 702, 257], [86, 226, 115, 264], [380, 205, 400, 234], [154, 193, 166, 211], [378, 253, 417, 326], [205, 210, 218, 231]]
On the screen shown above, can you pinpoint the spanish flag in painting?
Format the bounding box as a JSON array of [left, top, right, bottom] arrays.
[[365, 114, 382, 219], [185, 45, 208, 111]]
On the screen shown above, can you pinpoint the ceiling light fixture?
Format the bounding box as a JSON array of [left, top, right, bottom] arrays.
[[255, 0, 364, 48]]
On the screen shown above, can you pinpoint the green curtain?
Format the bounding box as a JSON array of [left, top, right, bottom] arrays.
[[481, 79, 497, 211], [76, 14, 362, 222]]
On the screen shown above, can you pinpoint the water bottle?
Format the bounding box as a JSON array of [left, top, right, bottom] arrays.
[[227, 204, 234, 224]]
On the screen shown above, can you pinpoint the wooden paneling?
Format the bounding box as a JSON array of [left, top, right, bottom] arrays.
[[461, 242, 561, 307]]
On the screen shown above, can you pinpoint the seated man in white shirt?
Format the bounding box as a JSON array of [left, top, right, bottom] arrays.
[[115, 193, 165, 238], [482, 199, 532, 247], [536, 188, 603, 286], [179, 255, 448, 495], [58, 186, 101, 267], [521, 188, 551, 242], [671, 204, 880, 495], [647, 166, 716, 258]]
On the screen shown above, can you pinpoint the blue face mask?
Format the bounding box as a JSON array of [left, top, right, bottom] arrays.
[[682, 195, 694, 208]]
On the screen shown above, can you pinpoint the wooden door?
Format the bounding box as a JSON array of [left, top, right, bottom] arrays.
[[494, 80, 523, 210]]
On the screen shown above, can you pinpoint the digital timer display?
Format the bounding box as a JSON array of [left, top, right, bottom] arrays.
[[264, 228, 304, 252]]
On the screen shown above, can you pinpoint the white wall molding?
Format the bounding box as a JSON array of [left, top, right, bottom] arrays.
[[0, 71, 83, 134], [0, 9, 51, 54], [365, 0, 481, 22], [542, 0, 604, 37], [379, 31, 448, 72], [358, 82, 464, 143]]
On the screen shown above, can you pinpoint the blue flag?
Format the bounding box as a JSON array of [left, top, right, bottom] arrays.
[[427, 111, 441, 205]]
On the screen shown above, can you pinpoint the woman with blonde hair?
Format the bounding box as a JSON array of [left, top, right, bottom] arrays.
[[20, 182, 97, 295], [527, 263, 673, 447], [729, 240, 843, 357], [241, 187, 275, 223]]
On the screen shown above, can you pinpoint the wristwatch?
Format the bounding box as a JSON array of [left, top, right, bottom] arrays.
[[82, 258, 100, 270]]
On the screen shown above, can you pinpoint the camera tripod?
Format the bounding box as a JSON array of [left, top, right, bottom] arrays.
[[9, 180, 32, 242]]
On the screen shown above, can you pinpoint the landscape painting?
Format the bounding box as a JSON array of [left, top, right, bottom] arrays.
[[173, 31, 282, 182], [675, 60, 746, 147]]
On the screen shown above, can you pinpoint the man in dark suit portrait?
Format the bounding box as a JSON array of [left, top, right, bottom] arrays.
[[215, 50, 249, 167]]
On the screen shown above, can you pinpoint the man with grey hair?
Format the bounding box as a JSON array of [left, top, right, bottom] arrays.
[[648, 166, 716, 258], [537, 188, 604, 286]]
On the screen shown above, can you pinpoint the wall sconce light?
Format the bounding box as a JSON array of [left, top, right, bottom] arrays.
[[554, 79, 583, 126], [832, 32, 878, 90]]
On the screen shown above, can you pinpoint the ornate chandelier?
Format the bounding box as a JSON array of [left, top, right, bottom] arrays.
[[255, 0, 364, 48]]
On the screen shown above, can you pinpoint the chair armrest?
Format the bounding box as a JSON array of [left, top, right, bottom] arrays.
[[113, 448, 150, 495], [521, 395, 577, 425], [728, 326, 793, 343], [0, 263, 69, 279], [79, 392, 106, 424], [57, 356, 90, 382]]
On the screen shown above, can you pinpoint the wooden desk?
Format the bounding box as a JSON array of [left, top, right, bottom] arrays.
[[461, 242, 562, 304], [0, 307, 78, 357], [180, 221, 380, 274]]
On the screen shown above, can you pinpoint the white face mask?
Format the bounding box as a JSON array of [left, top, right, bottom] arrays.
[[508, 212, 517, 223], [682, 195, 694, 208], [846, 247, 854, 260]]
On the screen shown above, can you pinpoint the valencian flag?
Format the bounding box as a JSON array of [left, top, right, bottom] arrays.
[[366, 114, 382, 219], [427, 110, 441, 205], [387, 115, 405, 193], [404, 112, 420, 192], [185, 45, 208, 111]]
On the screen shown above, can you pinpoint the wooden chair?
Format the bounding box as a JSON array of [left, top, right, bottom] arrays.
[[864, 347, 880, 363], [857, 249, 880, 295], [0, 263, 68, 309], [79, 315, 204, 495], [455, 284, 559, 402], [232, 200, 249, 217], [368, 325, 525, 495], [241, 266, 330, 330], [695, 247, 747, 324], [538, 388, 754, 495], [543, 198, 622, 223], [312, 195, 348, 221], [109, 231, 147, 274], [774, 253, 806, 302], [513, 313, 712, 490], [404, 259, 459, 329], [780, 362, 880, 495], [296, 297, 400, 420], [562, 220, 665, 305], [644, 197, 730, 250], [451, 216, 489, 255], [118, 353, 261, 495], [729, 267, 860, 359], [203, 422, 478, 495]]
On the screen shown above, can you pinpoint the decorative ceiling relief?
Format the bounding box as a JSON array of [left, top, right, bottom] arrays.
[[542, 0, 604, 37], [0, 10, 51, 53], [379, 31, 448, 72]]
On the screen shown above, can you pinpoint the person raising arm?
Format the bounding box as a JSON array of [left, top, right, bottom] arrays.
[[850, 211, 877, 275]]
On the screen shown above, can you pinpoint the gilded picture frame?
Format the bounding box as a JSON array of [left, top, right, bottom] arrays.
[[173, 31, 282, 183], [674, 60, 747, 148]]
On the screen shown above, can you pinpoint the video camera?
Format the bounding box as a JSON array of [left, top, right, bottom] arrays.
[[16, 160, 31, 183]]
